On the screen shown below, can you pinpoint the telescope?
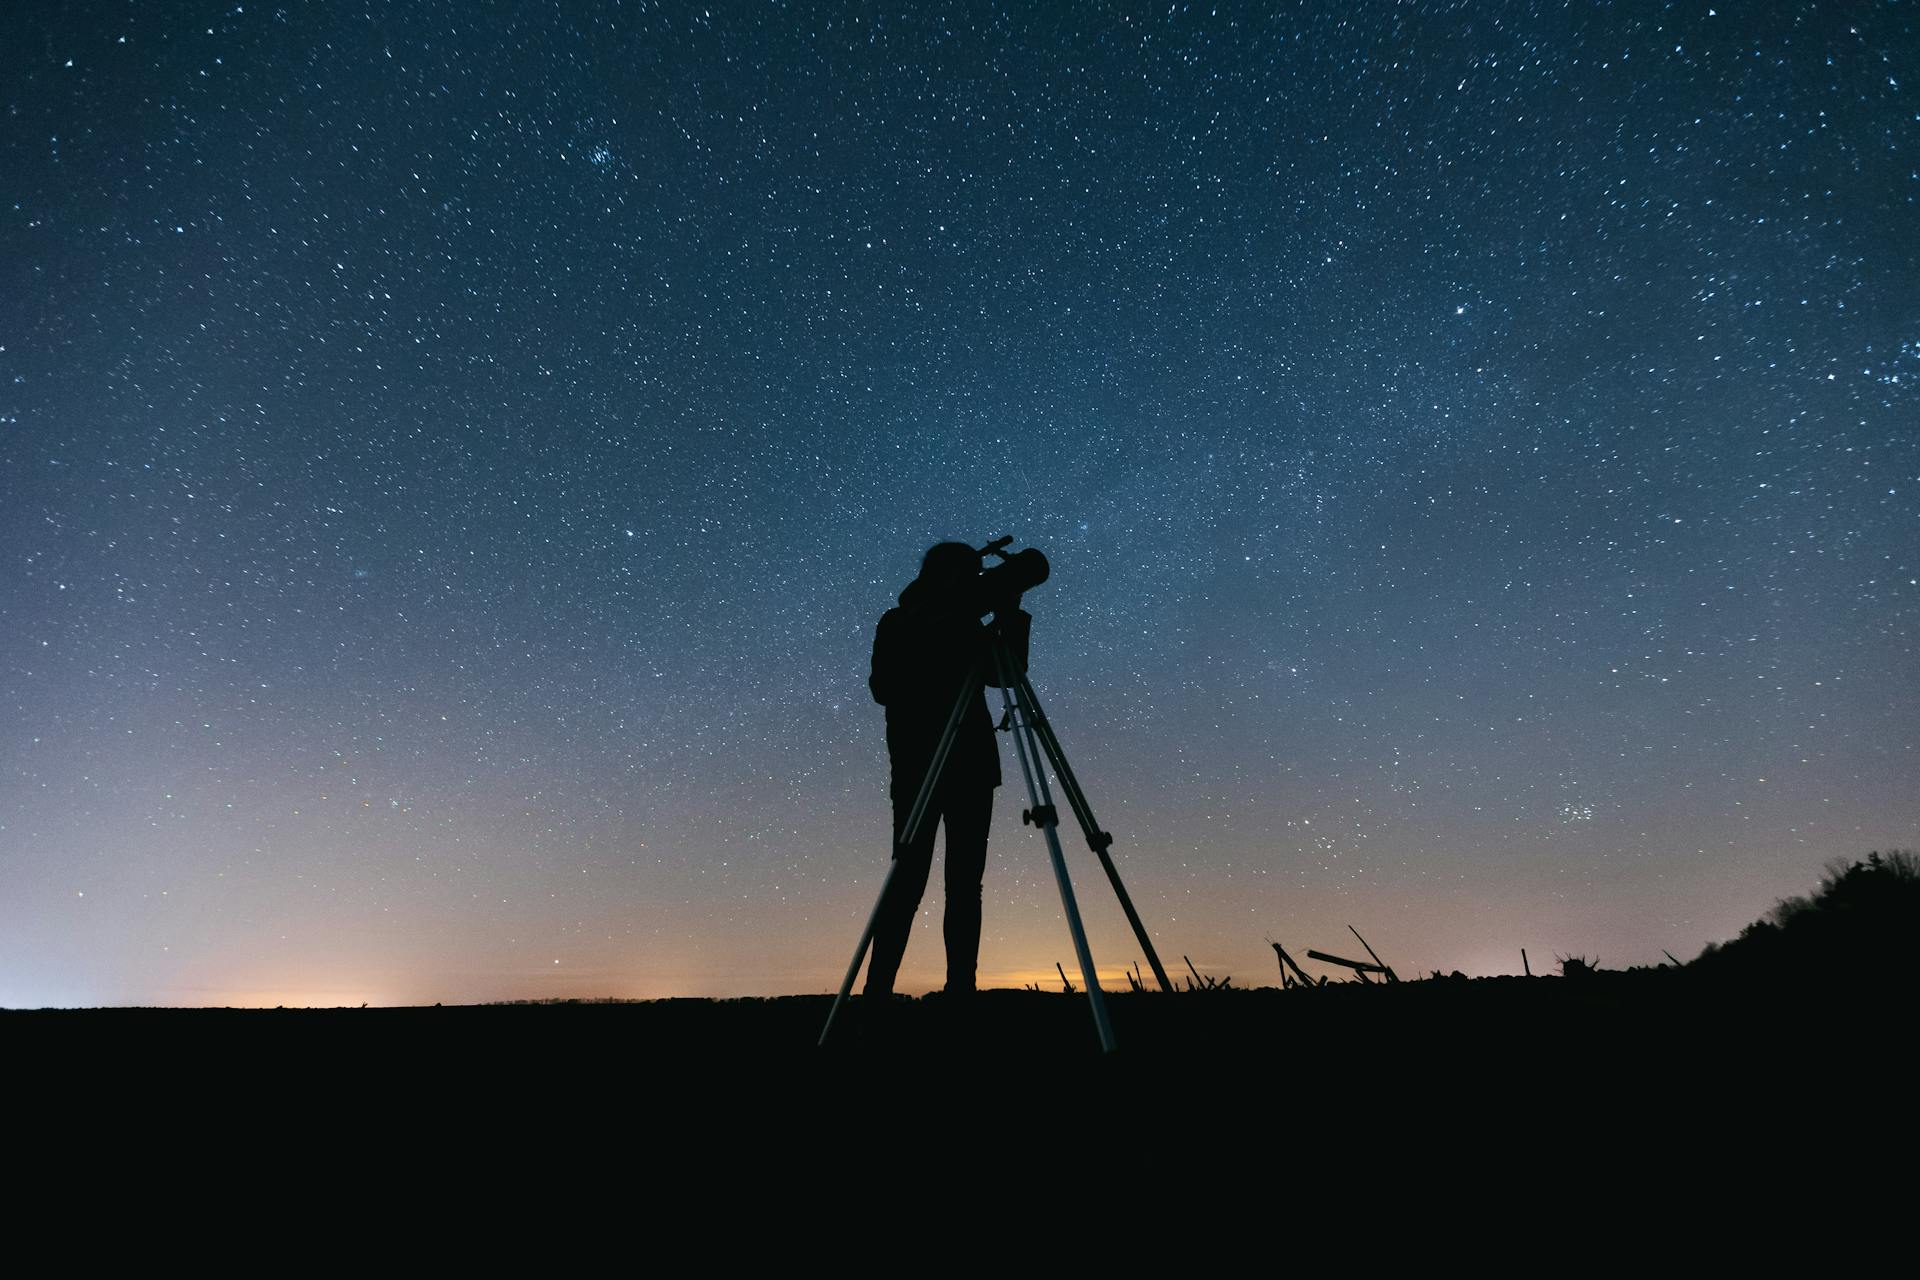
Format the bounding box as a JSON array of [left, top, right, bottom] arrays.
[[964, 536, 1049, 618]]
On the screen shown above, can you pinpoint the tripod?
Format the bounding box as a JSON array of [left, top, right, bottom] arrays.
[[818, 618, 1174, 1052]]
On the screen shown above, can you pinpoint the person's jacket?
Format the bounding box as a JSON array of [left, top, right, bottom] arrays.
[[870, 578, 1031, 803]]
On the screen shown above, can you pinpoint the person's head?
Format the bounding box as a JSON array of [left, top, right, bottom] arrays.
[[919, 541, 980, 587]]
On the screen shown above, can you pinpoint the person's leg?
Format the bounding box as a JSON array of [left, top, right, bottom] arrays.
[[864, 789, 941, 997], [941, 785, 994, 994]]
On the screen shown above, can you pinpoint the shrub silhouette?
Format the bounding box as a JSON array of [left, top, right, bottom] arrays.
[[1556, 954, 1601, 979], [1693, 850, 1919, 983]]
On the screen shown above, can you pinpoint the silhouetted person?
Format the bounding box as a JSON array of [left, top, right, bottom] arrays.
[[864, 542, 1031, 999]]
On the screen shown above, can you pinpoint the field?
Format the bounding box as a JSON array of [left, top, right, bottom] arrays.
[[12, 966, 1909, 1226], [11, 969, 1895, 1103]]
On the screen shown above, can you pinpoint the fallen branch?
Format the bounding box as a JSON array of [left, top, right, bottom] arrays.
[[1348, 925, 1398, 982], [1306, 949, 1390, 976], [1271, 941, 1317, 988]]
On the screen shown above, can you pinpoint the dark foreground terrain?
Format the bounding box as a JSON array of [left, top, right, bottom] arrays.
[[10, 969, 1902, 1113], [17, 857, 1915, 1236], [16, 860, 1918, 1177], [11, 967, 1913, 1238]]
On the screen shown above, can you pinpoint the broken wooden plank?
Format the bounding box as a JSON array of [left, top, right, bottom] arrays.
[[1305, 948, 1389, 974], [1271, 941, 1317, 988], [1348, 925, 1399, 982]]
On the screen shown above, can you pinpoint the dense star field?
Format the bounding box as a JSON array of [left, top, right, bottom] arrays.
[[2, 2, 1914, 1007]]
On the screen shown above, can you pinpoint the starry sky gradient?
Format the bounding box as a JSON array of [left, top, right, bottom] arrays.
[[3, 1, 1915, 1006]]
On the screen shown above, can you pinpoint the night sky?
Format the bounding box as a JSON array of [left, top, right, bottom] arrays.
[[4, 2, 1915, 1008]]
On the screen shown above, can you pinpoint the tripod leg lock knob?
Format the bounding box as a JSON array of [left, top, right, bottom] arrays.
[[1022, 804, 1058, 829]]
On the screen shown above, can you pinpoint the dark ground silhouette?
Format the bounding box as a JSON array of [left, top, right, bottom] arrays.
[[10, 854, 1913, 1153], [1689, 849, 1919, 983]]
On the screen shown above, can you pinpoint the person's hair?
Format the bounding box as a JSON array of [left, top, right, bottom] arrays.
[[919, 541, 978, 580]]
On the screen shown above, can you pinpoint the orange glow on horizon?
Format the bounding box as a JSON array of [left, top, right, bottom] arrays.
[[164, 989, 395, 1009]]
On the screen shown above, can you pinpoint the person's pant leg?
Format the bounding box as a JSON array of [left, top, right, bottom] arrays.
[[941, 785, 994, 994], [865, 788, 940, 997]]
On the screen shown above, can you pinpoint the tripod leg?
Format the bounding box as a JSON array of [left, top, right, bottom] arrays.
[[819, 657, 987, 1047], [818, 858, 902, 1047], [991, 641, 1117, 1054], [1016, 672, 1177, 996]]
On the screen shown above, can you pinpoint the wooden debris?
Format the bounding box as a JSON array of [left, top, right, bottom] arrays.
[[1270, 940, 1317, 988], [1176, 953, 1231, 990], [1347, 925, 1398, 982], [1305, 948, 1391, 979]]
